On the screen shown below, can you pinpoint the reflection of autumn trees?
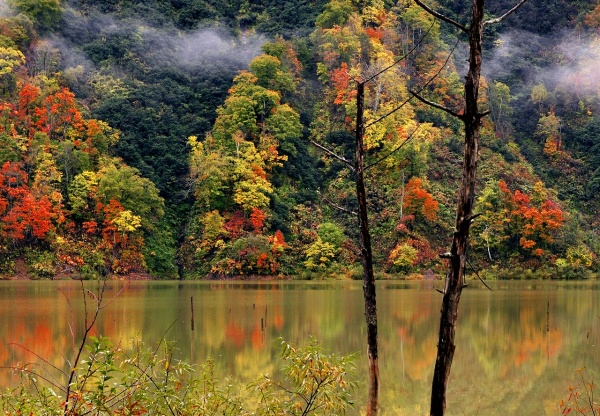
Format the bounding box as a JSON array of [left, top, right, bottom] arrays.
[[0, 282, 598, 414], [464, 294, 563, 379], [381, 291, 437, 381]]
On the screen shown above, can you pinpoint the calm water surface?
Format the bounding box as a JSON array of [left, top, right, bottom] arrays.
[[0, 279, 598, 415]]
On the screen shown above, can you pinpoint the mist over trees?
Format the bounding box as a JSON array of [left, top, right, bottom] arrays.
[[0, 0, 597, 279]]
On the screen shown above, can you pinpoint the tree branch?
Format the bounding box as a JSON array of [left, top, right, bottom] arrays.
[[484, 0, 528, 26], [409, 90, 463, 119], [365, 37, 460, 129], [413, 0, 468, 32], [467, 257, 493, 291], [365, 124, 422, 170], [310, 140, 355, 171], [363, 20, 435, 84], [318, 191, 357, 217]]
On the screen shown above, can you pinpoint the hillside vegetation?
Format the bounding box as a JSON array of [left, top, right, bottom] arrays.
[[0, 0, 598, 279]]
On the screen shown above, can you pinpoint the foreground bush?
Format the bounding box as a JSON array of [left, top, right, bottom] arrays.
[[0, 337, 356, 415]]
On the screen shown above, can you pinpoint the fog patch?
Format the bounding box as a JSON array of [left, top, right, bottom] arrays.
[[547, 34, 600, 95], [483, 30, 548, 90], [0, 0, 13, 17], [484, 29, 600, 97], [56, 6, 265, 77], [176, 28, 266, 69]]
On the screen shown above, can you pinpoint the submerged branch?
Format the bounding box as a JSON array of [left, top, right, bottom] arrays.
[[467, 257, 493, 292]]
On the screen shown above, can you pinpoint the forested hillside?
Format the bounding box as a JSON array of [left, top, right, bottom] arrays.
[[0, 0, 597, 279]]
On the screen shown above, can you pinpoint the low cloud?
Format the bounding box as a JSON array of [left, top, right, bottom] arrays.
[[483, 30, 547, 91], [56, 6, 265, 77], [0, 0, 13, 17], [484, 29, 600, 97], [548, 34, 600, 95], [176, 28, 266, 69]]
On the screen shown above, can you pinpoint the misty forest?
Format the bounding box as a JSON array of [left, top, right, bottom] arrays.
[[0, 0, 598, 280], [0, 0, 599, 414]]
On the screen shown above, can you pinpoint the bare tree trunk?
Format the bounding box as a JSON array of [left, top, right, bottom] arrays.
[[429, 1, 485, 414], [355, 81, 379, 416]]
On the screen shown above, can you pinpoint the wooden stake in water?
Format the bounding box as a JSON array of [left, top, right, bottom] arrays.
[[191, 296, 195, 331]]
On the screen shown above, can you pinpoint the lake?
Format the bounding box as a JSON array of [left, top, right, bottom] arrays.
[[0, 279, 598, 415]]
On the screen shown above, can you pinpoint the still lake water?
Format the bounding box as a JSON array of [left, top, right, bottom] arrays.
[[0, 279, 598, 415]]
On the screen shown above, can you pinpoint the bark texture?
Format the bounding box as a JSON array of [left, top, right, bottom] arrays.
[[430, 1, 485, 414], [355, 81, 379, 416]]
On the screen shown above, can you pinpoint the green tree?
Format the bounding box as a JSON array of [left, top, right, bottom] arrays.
[[188, 136, 231, 210], [9, 0, 62, 32], [530, 82, 549, 113], [96, 160, 164, 232], [536, 111, 562, 154], [317, 222, 346, 247], [389, 242, 418, 270], [315, 0, 354, 28], [68, 171, 98, 220], [249, 54, 295, 94], [304, 237, 338, 270], [0, 46, 25, 75], [487, 81, 513, 138]]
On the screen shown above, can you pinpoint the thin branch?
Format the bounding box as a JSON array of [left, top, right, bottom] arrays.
[[0, 365, 66, 393], [465, 212, 483, 223], [484, 0, 528, 26], [365, 124, 422, 170], [413, 0, 468, 32], [409, 90, 462, 119], [363, 20, 435, 84], [98, 281, 129, 311], [272, 380, 309, 403], [310, 140, 355, 171], [8, 344, 66, 376], [466, 257, 493, 291], [97, 337, 178, 413], [318, 190, 357, 216], [65, 278, 108, 415], [479, 109, 491, 118], [58, 288, 76, 349], [126, 360, 177, 416], [365, 37, 460, 129]]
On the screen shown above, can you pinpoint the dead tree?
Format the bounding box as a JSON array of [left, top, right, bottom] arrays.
[[310, 22, 449, 414], [411, 0, 526, 414], [312, 81, 379, 415], [355, 81, 379, 416], [313, 80, 431, 416]]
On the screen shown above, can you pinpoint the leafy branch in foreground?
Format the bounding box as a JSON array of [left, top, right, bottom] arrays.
[[253, 338, 357, 416], [0, 336, 356, 415], [559, 368, 600, 416]]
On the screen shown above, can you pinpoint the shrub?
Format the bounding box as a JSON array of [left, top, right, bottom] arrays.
[[1, 337, 356, 415]]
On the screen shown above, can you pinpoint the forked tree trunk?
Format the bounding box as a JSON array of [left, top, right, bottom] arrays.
[[355, 81, 379, 415], [430, 1, 485, 414]]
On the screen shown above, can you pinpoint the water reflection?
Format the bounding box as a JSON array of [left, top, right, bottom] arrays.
[[0, 280, 598, 415]]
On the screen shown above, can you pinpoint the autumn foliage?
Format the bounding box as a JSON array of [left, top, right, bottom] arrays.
[[475, 180, 565, 261], [0, 0, 597, 280], [403, 178, 439, 222], [0, 80, 159, 277], [498, 180, 564, 255], [0, 162, 55, 242]]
